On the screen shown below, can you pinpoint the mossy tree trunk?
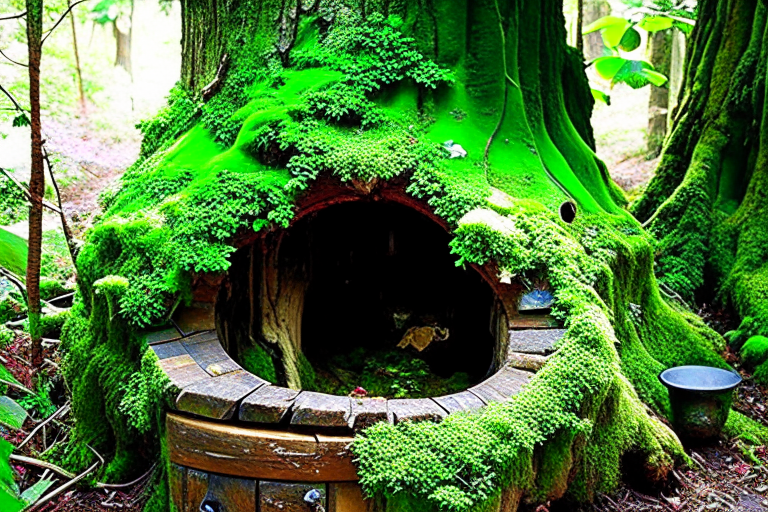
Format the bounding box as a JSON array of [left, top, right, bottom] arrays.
[[634, 0, 768, 335]]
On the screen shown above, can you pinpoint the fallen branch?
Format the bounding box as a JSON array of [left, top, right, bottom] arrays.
[[96, 462, 157, 489], [26, 457, 100, 511], [9, 454, 75, 480], [17, 403, 70, 449], [0, 378, 35, 395]]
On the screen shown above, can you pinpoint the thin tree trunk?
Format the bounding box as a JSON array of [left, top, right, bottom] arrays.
[[583, 0, 610, 59], [647, 29, 673, 156], [68, 0, 86, 115], [576, 0, 584, 53], [26, 0, 44, 369], [113, 0, 133, 78]]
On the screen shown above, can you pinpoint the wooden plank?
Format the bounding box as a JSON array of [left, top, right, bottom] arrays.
[[182, 337, 240, 376], [348, 397, 390, 430], [239, 385, 300, 424], [506, 352, 548, 371], [145, 327, 181, 344], [203, 474, 257, 512], [314, 434, 357, 481], [507, 328, 566, 355], [290, 392, 351, 428], [329, 482, 368, 512], [507, 315, 561, 329], [388, 399, 447, 424], [168, 464, 185, 512], [180, 330, 219, 346], [470, 367, 532, 404], [185, 468, 209, 512], [167, 413, 359, 482], [158, 354, 210, 391], [150, 340, 188, 361], [260, 481, 326, 512], [433, 391, 485, 415], [174, 306, 215, 335], [176, 370, 268, 420]]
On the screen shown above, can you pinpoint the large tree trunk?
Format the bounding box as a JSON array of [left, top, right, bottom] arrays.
[[634, 0, 768, 334], [583, 0, 611, 59], [26, 0, 44, 368]]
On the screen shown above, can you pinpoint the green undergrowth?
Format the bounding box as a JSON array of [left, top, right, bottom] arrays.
[[60, 6, 741, 512]]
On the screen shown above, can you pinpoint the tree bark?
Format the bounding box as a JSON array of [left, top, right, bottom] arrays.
[[647, 29, 673, 157], [583, 0, 611, 59], [26, 0, 44, 368], [635, 0, 768, 333], [69, 0, 86, 114], [113, 0, 133, 78]]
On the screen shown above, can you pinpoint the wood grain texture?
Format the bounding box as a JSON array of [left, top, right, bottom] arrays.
[[290, 391, 351, 428], [185, 468, 209, 512], [506, 352, 548, 371], [174, 305, 216, 335], [204, 474, 257, 512], [150, 340, 188, 361], [507, 329, 565, 355], [181, 337, 238, 376], [329, 482, 368, 512], [260, 481, 326, 512], [433, 391, 485, 414], [239, 385, 301, 424], [176, 370, 267, 420], [469, 366, 532, 404], [167, 413, 359, 482], [145, 327, 182, 344], [158, 354, 210, 391], [388, 399, 447, 424], [507, 314, 561, 329], [349, 397, 390, 430]]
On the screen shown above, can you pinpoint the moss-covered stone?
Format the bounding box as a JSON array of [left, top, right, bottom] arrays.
[[741, 335, 768, 368]]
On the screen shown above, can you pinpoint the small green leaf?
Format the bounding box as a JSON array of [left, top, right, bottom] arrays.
[[0, 396, 27, 430], [638, 15, 675, 32], [619, 27, 642, 51], [591, 88, 611, 105], [11, 114, 29, 128], [583, 16, 629, 35], [612, 60, 668, 89], [20, 478, 56, 505], [592, 56, 627, 81]]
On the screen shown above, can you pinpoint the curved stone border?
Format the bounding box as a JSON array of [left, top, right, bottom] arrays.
[[149, 328, 563, 430]]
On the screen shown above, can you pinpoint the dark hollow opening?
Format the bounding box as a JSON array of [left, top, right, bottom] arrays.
[[299, 202, 496, 396], [559, 201, 577, 224]]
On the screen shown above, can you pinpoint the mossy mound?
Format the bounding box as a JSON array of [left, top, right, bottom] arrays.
[[741, 336, 768, 368], [59, 2, 762, 511]]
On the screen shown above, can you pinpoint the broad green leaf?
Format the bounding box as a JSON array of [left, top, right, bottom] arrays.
[[20, 479, 55, 505], [583, 16, 629, 35], [591, 88, 611, 105], [0, 396, 27, 430], [638, 15, 675, 32], [673, 20, 695, 35], [0, 226, 28, 276], [612, 60, 669, 89], [592, 56, 628, 81], [619, 27, 642, 51], [0, 486, 24, 512]]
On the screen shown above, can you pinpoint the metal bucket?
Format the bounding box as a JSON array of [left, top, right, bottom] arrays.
[[659, 365, 742, 440]]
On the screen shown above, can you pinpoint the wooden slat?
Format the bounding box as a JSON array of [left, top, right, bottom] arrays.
[[433, 391, 485, 414], [158, 354, 210, 391], [260, 481, 326, 512], [239, 385, 300, 424], [329, 482, 368, 512], [174, 306, 215, 335], [150, 340, 188, 361], [507, 314, 561, 329], [205, 474, 257, 512], [182, 337, 240, 376], [290, 392, 351, 428], [388, 398, 447, 424], [185, 468, 209, 512], [176, 370, 267, 420], [506, 352, 548, 371], [167, 413, 358, 482], [168, 464, 185, 512], [145, 327, 182, 344], [180, 331, 219, 346], [470, 367, 532, 404], [507, 329, 566, 355], [348, 397, 390, 430], [314, 434, 357, 481]]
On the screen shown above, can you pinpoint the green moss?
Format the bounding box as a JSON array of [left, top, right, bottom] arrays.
[[241, 344, 278, 384], [723, 411, 768, 445], [741, 336, 768, 367], [63, 4, 728, 510]]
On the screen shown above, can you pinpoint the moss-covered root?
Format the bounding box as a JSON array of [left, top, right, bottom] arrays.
[[354, 205, 699, 510]]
